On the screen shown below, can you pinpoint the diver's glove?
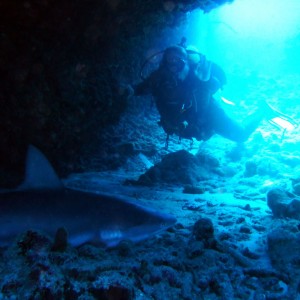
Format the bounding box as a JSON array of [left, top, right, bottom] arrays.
[[194, 55, 212, 82], [208, 76, 223, 94], [118, 84, 135, 98]]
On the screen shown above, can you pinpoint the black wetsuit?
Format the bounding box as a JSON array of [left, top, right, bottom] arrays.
[[135, 63, 263, 143]]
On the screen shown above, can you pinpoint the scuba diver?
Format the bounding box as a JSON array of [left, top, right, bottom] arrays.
[[126, 42, 296, 147]]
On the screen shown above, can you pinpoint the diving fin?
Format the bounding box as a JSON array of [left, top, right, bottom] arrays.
[[219, 95, 298, 131], [264, 103, 298, 131]]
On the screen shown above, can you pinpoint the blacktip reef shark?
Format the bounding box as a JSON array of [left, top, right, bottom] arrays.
[[0, 145, 176, 247]]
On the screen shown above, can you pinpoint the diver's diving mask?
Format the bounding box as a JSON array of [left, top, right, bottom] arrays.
[[166, 54, 187, 73], [164, 51, 190, 81]]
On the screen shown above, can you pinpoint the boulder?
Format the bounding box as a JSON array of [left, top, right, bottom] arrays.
[[267, 188, 300, 220]]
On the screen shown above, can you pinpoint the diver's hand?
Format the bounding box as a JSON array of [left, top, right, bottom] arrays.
[[118, 84, 134, 98], [195, 55, 212, 82], [208, 76, 223, 94]]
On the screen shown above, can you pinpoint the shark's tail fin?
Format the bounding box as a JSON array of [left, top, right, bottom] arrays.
[[18, 145, 63, 190]]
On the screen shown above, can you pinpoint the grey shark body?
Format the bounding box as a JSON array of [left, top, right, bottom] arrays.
[[0, 146, 176, 247]]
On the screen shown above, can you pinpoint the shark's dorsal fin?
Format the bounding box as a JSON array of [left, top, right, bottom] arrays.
[[18, 145, 63, 190]]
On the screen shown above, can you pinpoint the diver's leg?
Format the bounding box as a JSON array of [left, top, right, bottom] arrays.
[[211, 105, 264, 143]]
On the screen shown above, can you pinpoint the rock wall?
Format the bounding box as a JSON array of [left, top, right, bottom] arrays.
[[0, 0, 233, 186]]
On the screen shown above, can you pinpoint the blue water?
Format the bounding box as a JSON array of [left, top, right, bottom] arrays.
[[182, 0, 300, 105], [149, 0, 300, 118]]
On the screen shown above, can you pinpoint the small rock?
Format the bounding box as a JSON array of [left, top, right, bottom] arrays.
[[236, 217, 245, 224], [243, 204, 251, 211], [52, 227, 68, 252], [242, 247, 260, 259], [193, 218, 214, 241], [183, 185, 205, 194], [117, 240, 134, 257], [17, 230, 52, 256], [253, 224, 266, 232], [267, 228, 300, 270], [239, 225, 251, 234], [218, 231, 233, 241]]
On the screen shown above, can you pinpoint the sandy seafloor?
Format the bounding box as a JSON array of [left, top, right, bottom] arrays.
[[1, 74, 300, 299]]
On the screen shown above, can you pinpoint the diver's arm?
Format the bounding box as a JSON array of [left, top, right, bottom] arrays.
[[194, 55, 212, 82], [117, 78, 152, 99], [118, 71, 157, 98], [193, 58, 225, 94], [208, 63, 227, 94], [134, 71, 158, 96], [134, 80, 152, 96]]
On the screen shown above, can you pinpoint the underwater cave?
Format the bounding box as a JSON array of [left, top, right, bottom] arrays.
[[1, 0, 300, 298]]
